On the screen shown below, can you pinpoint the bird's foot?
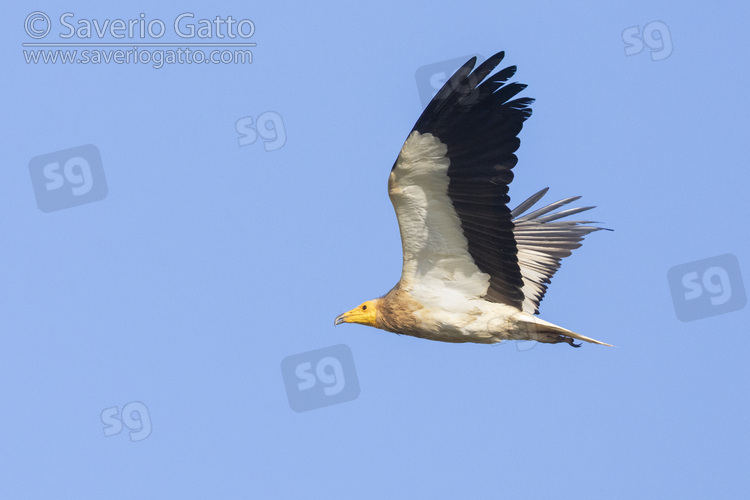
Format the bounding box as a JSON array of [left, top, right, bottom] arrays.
[[558, 335, 581, 348]]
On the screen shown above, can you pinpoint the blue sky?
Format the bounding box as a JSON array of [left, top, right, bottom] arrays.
[[2, 1, 749, 498]]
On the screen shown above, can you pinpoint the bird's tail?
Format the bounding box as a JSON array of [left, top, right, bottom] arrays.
[[516, 314, 612, 348]]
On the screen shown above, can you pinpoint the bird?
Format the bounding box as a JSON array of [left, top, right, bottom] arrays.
[[334, 51, 610, 347]]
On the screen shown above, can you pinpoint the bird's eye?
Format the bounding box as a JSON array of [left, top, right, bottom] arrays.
[[362, 305, 367, 310]]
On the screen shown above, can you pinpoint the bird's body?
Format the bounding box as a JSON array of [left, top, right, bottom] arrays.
[[372, 288, 575, 345], [335, 51, 610, 347]]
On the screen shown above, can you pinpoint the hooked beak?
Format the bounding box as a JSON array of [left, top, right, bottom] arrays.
[[333, 302, 377, 328]]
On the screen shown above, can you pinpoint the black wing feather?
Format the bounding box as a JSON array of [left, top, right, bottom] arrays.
[[403, 51, 534, 308]]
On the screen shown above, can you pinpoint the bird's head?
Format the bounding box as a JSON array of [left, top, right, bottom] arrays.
[[334, 299, 380, 328]]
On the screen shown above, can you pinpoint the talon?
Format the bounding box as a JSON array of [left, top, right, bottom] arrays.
[[562, 336, 581, 348]]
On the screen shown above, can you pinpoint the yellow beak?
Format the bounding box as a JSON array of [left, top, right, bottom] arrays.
[[334, 302, 378, 327]]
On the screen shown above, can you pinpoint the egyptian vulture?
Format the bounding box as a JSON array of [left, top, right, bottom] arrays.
[[335, 51, 610, 347]]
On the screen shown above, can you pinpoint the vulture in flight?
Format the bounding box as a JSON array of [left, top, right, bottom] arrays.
[[335, 51, 610, 347]]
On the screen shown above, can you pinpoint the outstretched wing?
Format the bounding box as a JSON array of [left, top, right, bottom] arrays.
[[389, 52, 603, 312], [389, 51, 533, 309], [510, 188, 605, 314]]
